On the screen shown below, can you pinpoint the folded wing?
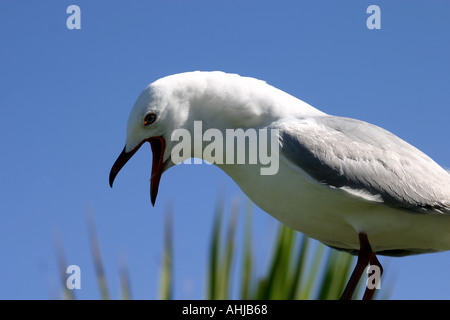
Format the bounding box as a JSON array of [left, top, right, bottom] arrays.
[[278, 116, 450, 214]]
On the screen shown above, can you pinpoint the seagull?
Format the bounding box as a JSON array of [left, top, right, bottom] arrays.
[[109, 71, 450, 300]]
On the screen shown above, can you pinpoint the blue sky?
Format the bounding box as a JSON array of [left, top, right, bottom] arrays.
[[0, 1, 449, 299]]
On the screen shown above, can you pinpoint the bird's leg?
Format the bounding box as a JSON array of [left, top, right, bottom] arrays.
[[340, 232, 381, 300], [362, 251, 383, 300]]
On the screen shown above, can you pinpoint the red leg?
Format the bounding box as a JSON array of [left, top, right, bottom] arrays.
[[362, 252, 383, 300], [340, 232, 382, 300]]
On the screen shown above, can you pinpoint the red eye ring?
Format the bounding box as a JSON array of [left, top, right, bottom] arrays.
[[144, 113, 157, 126]]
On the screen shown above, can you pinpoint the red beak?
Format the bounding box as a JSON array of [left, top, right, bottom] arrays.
[[109, 136, 166, 206]]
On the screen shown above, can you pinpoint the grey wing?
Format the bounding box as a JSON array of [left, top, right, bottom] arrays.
[[278, 116, 450, 214]]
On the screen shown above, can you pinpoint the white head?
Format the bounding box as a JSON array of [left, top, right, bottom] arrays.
[[109, 74, 189, 205]]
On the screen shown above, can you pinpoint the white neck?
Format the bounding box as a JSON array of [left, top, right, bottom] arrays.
[[157, 71, 326, 133]]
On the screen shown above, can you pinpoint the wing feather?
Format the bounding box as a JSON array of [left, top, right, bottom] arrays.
[[278, 116, 450, 214]]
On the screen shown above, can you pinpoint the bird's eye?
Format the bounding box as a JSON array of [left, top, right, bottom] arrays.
[[144, 113, 157, 126]]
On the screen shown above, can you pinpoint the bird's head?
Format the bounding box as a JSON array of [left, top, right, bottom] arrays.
[[109, 80, 187, 206], [109, 71, 293, 206]]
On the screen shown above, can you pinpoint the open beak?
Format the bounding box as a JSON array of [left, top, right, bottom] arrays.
[[109, 136, 166, 206]]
